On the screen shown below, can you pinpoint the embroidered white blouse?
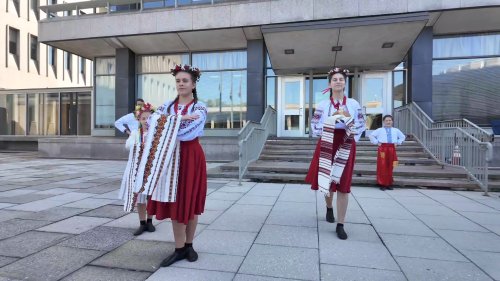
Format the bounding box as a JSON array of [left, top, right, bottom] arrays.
[[311, 98, 366, 142], [369, 127, 406, 145], [114, 112, 139, 133], [155, 100, 207, 142]]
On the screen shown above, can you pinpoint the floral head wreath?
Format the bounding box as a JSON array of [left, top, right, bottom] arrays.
[[171, 64, 201, 82], [327, 67, 350, 77], [322, 67, 350, 94], [134, 102, 155, 120]]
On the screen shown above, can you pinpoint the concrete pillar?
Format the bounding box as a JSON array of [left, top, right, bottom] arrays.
[[408, 27, 433, 117], [246, 39, 266, 122], [115, 48, 136, 136]]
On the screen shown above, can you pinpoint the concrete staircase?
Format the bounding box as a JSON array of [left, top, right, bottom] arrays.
[[209, 137, 500, 191]]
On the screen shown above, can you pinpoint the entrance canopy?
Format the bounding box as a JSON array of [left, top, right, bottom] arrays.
[[262, 13, 429, 74]]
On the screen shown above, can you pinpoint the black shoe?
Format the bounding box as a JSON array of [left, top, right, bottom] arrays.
[[160, 249, 186, 267], [185, 246, 198, 262], [146, 221, 156, 232], [336, 224, 348, 240], [379, 187, 386, 191], [326, 208, 335, 223], [386, 186, 394, 190], [133, 225, 147, 236]]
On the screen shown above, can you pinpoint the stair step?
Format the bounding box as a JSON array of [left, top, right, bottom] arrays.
[[259, 155, 437, 165], [240, 172, 481, 190], [264, 145, 424, 152], [261, 150, 428, 158]]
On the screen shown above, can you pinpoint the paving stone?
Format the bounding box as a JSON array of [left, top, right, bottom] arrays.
[[417, 214, 489, 232], [403, 204, 459, 216], [91, 240, 172, 272], [146, 267, 234, 281], [434, 229, 500, 252], [202, 199, 234, 211], [172, 252, 244, 272], [392, 196, 441, 206], [195, 229, 257, 256], [35, 188, 75, 195], [0, 256, 17, 268], [370, 217, 438, 237], [208, 204, 272, 232], [5, 199, 64, 212], [319, 222, 381, 243], [256, 224, 318, 248], [61, 265, 151, 281], [104, 213, 161, 229], [38, 216, 112, 234], [92, 190, 119, 199], [0, 219, 51, 240], [198, 210, 223, 225], [0, 193, 54, 204], [396, 256, 493, 281], [442, 201, 498, 213], [380, 233, 467, 261], [21, 206, 90, 222], [80, 204, 127, 219], [75, 185, 120, 194], [0, 231, 70, 258], [459, 211, 500, 226], [0, 189, 38, 197], [247, 183, 284, 197], [207, 191, 245, 201], [344, 210, 370, 224], [233, 275, 290, 281], [0, 210, 33, 223], [236, 195, 278, 206], [59, 226, 134, 251], [321, 264, 406, 281], [63, 198, 116, 209], [0, 246, 103, 281], [217, 184, 254, 193], [319, 239, 399, 271], [277, 187, 316, 203], [0, 203, 15, 210], [462, 250, 500, 281], [352, 187, 392, 199], [239, 244, 319, 280], [266, 201, 317, 228]]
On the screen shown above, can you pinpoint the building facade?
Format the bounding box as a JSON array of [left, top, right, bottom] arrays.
[[1, 0, 500, 158], [0, 0, 93, 139]]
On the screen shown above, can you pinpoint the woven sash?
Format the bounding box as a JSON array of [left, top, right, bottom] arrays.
[[119, 130, 144, 212], [133, 114, 182, 206], [317, 115, 356, 195]]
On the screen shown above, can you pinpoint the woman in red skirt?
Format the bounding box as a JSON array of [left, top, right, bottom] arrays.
[[147, 64, 208, 267], [305, 67, 365, 240]]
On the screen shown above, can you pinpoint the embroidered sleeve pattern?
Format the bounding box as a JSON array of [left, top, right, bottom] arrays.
[[177, 103, 207, 141]]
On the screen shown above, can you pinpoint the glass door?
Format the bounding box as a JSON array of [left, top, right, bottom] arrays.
[[278, 77, 305, 137], [360, 72, 391, 136]]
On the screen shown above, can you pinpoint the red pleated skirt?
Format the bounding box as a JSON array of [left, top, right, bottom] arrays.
[[377, 143, 398, 187], [147, 138, 207, 224], [305, 129, 356, 193]]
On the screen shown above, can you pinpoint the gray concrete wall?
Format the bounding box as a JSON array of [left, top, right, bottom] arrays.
[[246, 39, 266, 122], [38, 136, 239, 161], [38, 0, 500, 42], [491, 136, 500, 168], [115, 48, 136, 136], [408, 26, 433, 117]]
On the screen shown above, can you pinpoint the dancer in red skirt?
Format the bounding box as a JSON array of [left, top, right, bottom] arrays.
[[305, 67, 365, 240], [369, 115, 405, 190], [147, 64, 208, 267]]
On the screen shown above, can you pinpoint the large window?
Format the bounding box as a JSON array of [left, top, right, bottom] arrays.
[[193, 51, 247, 129], [95, 58, 116, 129], [0, 94, 26, 135], [137, 50, 248, 130], [0, 91, 91, 136], [48, 46, 56, 69], [433, 33, 500, 126], [392, 63, 406, 110], [8, 27, 20, 59], [30, 35, 38, 63]]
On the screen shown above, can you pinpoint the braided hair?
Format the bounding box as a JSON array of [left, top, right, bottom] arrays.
[[167, 64, 201, 114]]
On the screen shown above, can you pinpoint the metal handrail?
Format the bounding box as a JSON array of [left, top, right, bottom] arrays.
[[238, 106, 276, 183], [394, 103, 493, 194]]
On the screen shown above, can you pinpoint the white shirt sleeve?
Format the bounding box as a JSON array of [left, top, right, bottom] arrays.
[[114, 113, 135, 133], [311, 100, 328, 137], [395, 128, 406, 145], [350, 99, 366, 142], [369, 128, 382, 144], [177, 102, 207, 142]]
